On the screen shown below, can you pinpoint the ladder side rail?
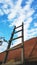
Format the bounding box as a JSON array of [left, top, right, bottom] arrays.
[[3, 26, 16, 63], [2, 23, 24, 65]]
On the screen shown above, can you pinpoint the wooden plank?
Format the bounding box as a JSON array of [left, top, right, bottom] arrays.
[[12, 36, 22, 41], [15, 25, 22, 29], [14, 29, 22, 34]]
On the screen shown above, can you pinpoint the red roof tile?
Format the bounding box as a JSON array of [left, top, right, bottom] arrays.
[[0, 37, 37, 62]]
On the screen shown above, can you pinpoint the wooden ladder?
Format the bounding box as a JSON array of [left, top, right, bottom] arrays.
[[2, 23, 25, 65]]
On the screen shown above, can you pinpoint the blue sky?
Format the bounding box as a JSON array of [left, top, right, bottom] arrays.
[[0, 0, 37, 42], [0, 0, 37, 53]]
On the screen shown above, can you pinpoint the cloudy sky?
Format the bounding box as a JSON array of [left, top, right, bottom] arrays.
[[0, 0, 37, 52]]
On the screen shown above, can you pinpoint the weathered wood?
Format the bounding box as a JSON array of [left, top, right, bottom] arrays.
[[3, 26, 16, 63]]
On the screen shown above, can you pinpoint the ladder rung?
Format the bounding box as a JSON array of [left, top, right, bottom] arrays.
[[6, 44, 23, 51], [15, 25, 22, 29], [12, 45, 23, 50], [14, 29, 22, 34], [12, 36, 22, 41]]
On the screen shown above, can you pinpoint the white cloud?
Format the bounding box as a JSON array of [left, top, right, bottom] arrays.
[[26, 0, 34, 5], [34, 22, 37, 27], [8, 0, 35, 43], [0, 41, 8, 53], [0, 9, 4, 15], [0, 0, 14, 15], [8, 0, 34, 26], [27, 28, 37, 39], [22, 17, 33, 41], [0, 0, 3, 3], [0, 0, 37, 51], [8, 0, 22, 20], [10, 38, 22, 48]]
